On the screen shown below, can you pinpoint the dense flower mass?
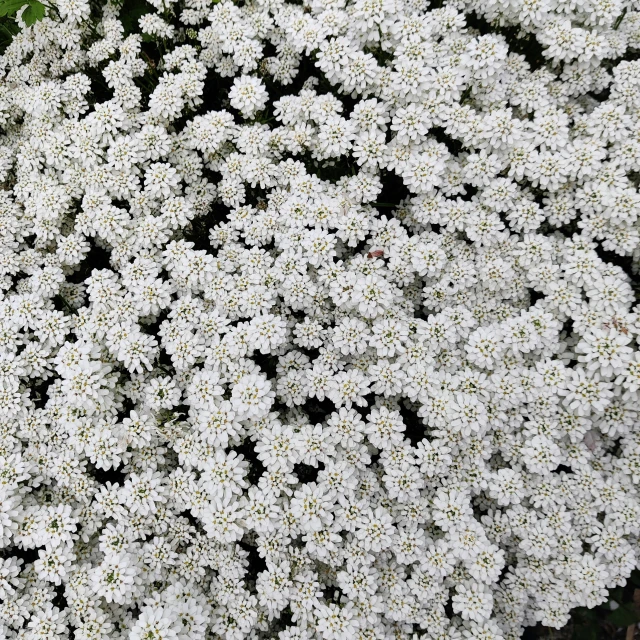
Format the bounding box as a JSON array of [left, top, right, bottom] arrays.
[[1, 0, 640, 637]]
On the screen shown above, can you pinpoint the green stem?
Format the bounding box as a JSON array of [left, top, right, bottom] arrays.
[[613, 7, 627, 30], [41, 1, 61, 19]]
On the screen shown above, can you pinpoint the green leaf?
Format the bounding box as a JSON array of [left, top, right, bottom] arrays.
[[607, 603, 640, 627], [0, 0, 29, 17], [572, 624, 598, 640], [21, 0, 45, 25], [613, 6, 627, 30], [0, 19, 19, 53], [119, 0, 150, 35]]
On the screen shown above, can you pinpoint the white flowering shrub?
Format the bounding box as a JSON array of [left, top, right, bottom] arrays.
[[1, 0, 640, 637]]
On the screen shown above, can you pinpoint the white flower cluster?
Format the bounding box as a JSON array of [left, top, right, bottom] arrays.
[[1, 0, 640, 637]]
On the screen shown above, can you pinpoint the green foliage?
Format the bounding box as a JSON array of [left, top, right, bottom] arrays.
[[0, 0, 31, 17], [0, 0, 46, 23], [21, 0, 45, 24], [118, 0, 150, 35], [607, 603, 640, 628], [524, 572, 640, 640]]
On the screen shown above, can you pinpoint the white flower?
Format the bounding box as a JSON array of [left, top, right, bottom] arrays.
[[131, 606, 179, 640], [452, 582, 494, 623], [230, 76, 269, 119], [231, 373, 275, 419], [576, 328, 633, 377], [562, 368, 613, 415], [364, 405, 405, 449], [121, 470, 167, 516], [327, 369, 371, 408], [432, 488, 473, 532], [290, 483, 334, 532], [331, 317, 370, 356], [91, 551, 140, 604], [3, 0, 640, 634], [200, 449, 249, 500], [465, 327, 505, 369]]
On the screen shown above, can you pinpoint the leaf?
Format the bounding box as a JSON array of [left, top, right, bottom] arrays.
[[119, 0, 150, 35], [608, 587, 625, 604], [572, 624, 598, 640], [0, 19, 19, 53], [607, 603, 640, 627], [0, 0, 29, 17], [21, 0, 45, 25], [613, 6, 627, 30]]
